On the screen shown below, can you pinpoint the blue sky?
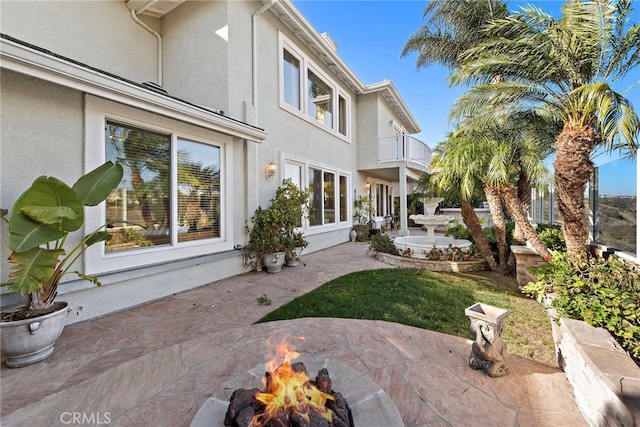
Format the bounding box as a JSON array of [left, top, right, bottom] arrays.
[[293, 0, 639, 195]]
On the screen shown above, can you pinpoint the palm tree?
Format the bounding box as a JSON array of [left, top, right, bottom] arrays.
[[434, 113, 557, 272], [401, 0, 509, 69], [450, 0, 640, 257], [422, 138, 500, 272]]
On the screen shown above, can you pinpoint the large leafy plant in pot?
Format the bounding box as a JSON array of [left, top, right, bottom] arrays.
[[0, 161, 123, 367]]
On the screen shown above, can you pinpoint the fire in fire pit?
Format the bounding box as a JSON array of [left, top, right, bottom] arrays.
[[224, 340, 353, 427]]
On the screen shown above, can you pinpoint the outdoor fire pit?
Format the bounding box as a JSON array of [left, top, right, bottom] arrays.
[[224, 361, 352, 427], [191, 356, 403, 427]]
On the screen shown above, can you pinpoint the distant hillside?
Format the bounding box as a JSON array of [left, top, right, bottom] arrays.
[[597, 196, 637, 253]]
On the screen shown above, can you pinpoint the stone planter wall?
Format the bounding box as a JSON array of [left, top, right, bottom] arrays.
[[511, 245, 547, 287], [550, 315, 640, 426], [376, 252, 488, 272]]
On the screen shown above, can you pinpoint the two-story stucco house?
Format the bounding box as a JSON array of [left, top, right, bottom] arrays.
[[0, 0, 431, 323]]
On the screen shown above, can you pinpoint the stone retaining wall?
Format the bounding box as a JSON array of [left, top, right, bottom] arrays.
[[551, 315, 640, 426], [376, 252, 489, 272]]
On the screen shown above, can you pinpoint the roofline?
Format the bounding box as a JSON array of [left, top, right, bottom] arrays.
[[0, 34, 268, 143], [363, 80, 421, 134], [269, 0, 421, 134]]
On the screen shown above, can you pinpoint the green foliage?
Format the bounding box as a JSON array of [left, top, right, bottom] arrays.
[[536, 224, 566, 252], [244, 180, 310, 265], [524, 252, 640, 363], [2, 162, 124, 310], [353, 195, 374, 226], [367, 234, 399, 256], [445, 222, 472, 240], [445, 221, 515, 248]]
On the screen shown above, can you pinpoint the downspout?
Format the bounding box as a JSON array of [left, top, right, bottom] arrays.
[[247, 0, 276, 222], [130, 8, 163, 85], [252, 0, 276, 115]]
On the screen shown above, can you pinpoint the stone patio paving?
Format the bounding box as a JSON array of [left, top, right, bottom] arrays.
[[0, 240, 588, 426]]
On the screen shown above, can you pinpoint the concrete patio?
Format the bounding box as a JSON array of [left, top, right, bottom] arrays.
[[0, 241, 588, 426]]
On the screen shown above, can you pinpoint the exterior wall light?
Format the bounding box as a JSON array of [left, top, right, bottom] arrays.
[[266, 161, 277, 180]]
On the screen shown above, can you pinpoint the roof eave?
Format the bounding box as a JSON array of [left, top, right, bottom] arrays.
[[0, 35, 268, 143]]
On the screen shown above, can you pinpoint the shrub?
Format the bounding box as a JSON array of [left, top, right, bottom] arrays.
[[536, 224, 566, 252], [367, 234, 399, 256], [523, 252, 640, 364], [445, 222, 472, 241]]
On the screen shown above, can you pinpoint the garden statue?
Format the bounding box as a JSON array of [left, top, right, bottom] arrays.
[[468, 317, 508, 377], [465, 303, 509, 378]]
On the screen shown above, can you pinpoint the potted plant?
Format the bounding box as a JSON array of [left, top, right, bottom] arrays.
[[0, 161, 123, 367], [243, 180, 310, 273], [244, 206, 286, 273], [352, 195, 374, 241], [284, 231, 309, 267]]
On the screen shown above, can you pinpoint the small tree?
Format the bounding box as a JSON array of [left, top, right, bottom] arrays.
[[352, 195, 374, 241]]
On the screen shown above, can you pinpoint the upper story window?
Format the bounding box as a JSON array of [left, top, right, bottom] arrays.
[[307, 69, 333, 128], [280, 34, 350, 139], [283, 49, 301, 109], [84, 96, 233, 275]]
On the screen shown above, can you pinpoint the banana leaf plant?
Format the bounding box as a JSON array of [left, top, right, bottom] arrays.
[[1, 161, 123, 312]]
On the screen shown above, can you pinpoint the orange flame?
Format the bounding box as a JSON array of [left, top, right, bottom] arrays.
[[250, 337, 334, 426]]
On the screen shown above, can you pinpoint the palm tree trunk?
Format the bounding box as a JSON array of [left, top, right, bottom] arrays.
[[484, 184, 511, 275], [460, 202, 498, 271], [512, 172, 531, 245], [499, 186, 551, 260], [553, 125, 596, 257]]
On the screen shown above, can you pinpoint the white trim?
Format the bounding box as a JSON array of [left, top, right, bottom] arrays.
[[0, 36, 267, 143], [84, 95, 235, 275]]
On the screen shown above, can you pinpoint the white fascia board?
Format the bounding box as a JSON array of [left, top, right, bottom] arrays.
[[364, 80, 421, 134], [0, 37, 268, 143]]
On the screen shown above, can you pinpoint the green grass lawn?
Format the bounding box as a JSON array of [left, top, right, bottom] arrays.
[[257, 268, 557, 366]]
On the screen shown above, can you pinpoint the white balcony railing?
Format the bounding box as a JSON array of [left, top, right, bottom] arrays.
[[378, 135, 431, 167]]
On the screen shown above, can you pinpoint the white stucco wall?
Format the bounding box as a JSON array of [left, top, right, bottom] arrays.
[[0, 70, 85, 283], [162, 0, 232, 112], [0, 1, 159, 84]]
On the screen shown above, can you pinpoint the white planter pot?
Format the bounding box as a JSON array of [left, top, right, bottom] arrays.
[[262, 252, 285, 273], [0, 302, 70, 368], [286, 247, 303, 267]]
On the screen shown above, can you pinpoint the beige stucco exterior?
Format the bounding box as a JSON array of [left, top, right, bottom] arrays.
[[0, 0, 430, 322]]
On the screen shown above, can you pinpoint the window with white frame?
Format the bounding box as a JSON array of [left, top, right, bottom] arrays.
[[283, 49, 301, 110], [280, 35, 350, 139], [84, 96, 234, 274], [309, 167, 337, 226], [284, 158, 350, 228], [105, 121, 221, 252]]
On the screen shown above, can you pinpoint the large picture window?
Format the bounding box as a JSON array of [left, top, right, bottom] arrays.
[[84, 95, 234, 275], [105, 122, 221, 252]]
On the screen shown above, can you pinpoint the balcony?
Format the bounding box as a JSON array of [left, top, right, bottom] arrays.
[[378, 135, 432, 168]]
